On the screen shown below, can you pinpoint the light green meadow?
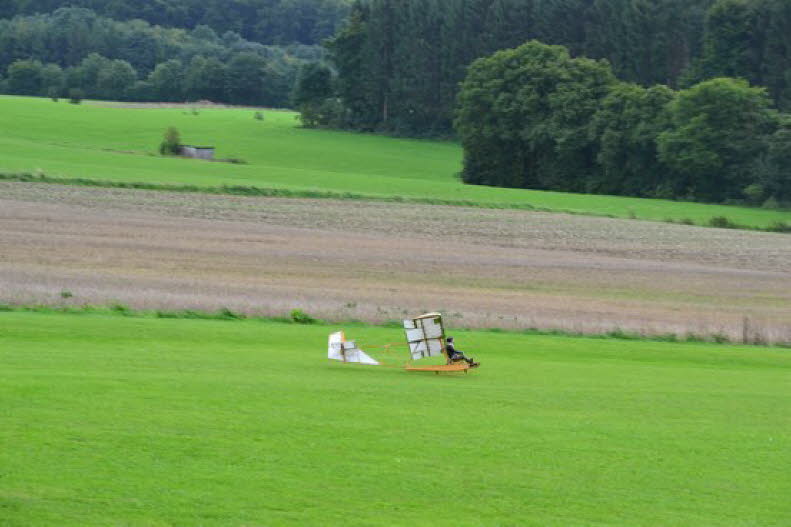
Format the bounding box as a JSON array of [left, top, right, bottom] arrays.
[[1, 312, 789, 525], [1, 95, 789, 228]]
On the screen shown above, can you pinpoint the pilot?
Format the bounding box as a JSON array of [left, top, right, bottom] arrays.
[[445, 336, 479, 367]]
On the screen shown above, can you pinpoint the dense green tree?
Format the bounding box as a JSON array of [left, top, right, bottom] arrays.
[[0, 8, 322, 105], [148, 59, 184, 101], [657, 78, 777, 202], [70, 53, 111, 95], [260, 60, 298, 107], [126, 80, 154, 101], [96, 59, 136, 99], [699, 0, 753, 79], [0, 0, 351, 46], [689, 0, 791, 110], [291, 62, 333, 107], [68, 87, 84, 104], [183, 56, 227, 101], [455, 40, 787, 205], [6, 59, 43, 95], [225, 52, 267, 105], [291, 62, 338, 127], [590, 83, 676, 196], [325, 5, 377, 129], [455, 41, 616, 192], [40, 62, 64, 95], [325, 0, 718, 135], [754, 115, 791, 204]]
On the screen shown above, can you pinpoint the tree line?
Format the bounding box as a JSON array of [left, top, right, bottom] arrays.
[[0, 8, 325, 106], [0, 0, 351, 46], [320, 0, 791, 136], [455, 41, 790, 207]]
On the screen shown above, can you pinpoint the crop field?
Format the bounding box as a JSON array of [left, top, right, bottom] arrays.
[[1, 311, 790, 526], [1, 96, 790, 229], [3, 182, 790, 343]]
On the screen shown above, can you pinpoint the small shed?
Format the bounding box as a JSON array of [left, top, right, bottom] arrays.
[[180, 145, 215, 160]]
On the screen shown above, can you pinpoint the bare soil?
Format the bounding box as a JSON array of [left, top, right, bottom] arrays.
[[1, 182, 789, 342]]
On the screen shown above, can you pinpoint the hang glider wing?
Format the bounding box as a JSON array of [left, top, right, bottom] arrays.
[[327, 331, 380, 365], [404, 313, 446, 361]]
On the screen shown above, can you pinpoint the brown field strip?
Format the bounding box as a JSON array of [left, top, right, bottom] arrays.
[[1, 182, 789, 342]]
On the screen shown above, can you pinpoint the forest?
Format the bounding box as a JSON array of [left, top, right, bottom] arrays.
[[454, 41, 790, 206], [0, 0, 351, 45], [324, 0, 791, 135], [0, 8, 325, 106], [294, 0, 789, 206], [1, 0, 789, 205]]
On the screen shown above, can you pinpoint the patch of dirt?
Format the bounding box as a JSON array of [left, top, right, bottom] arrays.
[[1, 182, 789, 342]]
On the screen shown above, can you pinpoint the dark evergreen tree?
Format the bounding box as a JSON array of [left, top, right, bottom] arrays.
[[325, 0, 718, 135]]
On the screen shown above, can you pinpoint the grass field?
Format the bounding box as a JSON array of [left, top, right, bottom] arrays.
[[1, 95, 789, 229], [2, 311, 789, 525]]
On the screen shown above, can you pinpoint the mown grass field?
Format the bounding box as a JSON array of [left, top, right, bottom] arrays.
[[1, 311, 789, 526], [1, 95, 790, 228]]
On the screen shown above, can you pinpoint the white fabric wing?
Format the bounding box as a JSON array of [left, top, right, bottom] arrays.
[[328, 331, 345, 361], [344, 347, 380, 365], [422, 317, 443, 339], [327, 332, 380, 365], [404, 314, 446, 359], [408, 340, 428, 361]]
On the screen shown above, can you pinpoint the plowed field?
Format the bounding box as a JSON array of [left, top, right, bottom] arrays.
[[2, 182, 789, 342]]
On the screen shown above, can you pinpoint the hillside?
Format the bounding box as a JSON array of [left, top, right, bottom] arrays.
[[1, 96, 789, 229]]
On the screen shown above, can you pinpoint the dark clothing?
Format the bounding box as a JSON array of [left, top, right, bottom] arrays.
[[446, 342, 474, 365]]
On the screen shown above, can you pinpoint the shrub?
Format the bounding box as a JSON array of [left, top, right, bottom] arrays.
[[297, 98, 347, 129], [762, 195, 779, 209], [110, 303, 132, 315], [60, 290, 73, 299], [742, 183, 765, 204], [254, 111, 264, 121], [708, 216, 736, 228], [159, 127, 181, 155], [48, 86, 60, 102], [290, 308, 317, 324], [68, 88, 84, 104], [711, 333, 730, 344], [768, 221, 791, 233], [218, 307, 245, 320]]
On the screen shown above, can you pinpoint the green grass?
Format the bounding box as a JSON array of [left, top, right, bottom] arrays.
[[1, 95, 790, 229], [2, 311, 790, 525]]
